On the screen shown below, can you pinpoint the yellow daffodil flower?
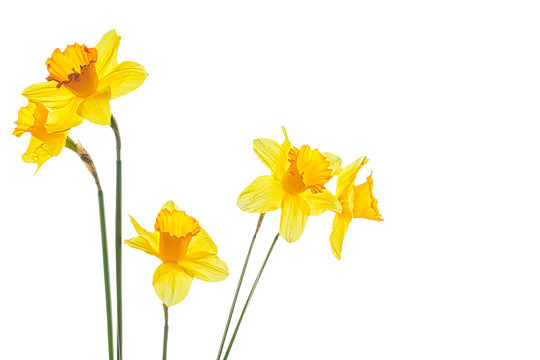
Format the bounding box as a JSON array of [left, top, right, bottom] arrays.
[[22, 30, 147, 133], [125, 201, 229, 306], [330, 157, 383, 260], [13, 101, 68, 170], [237, 127, 342, 242]]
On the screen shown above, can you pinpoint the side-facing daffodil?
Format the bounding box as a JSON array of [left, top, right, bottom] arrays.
[[330, 157, 383, 260], [13, 101, 68, 170], [125, 201, 229, 306], [22, 30, 147, 133], [237, 127, 342, 242]]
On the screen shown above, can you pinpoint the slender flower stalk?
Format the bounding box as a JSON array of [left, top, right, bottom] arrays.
[[67, 137, 114, 360], [98, 189, 114, 360], [216, 213, 265, 360], [162, 304, 169, 360], [222, 232, 280, 360], [110, 114, 123, 360]]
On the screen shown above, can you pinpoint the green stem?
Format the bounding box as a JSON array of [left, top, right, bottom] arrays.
[[216, 213, 265, 360], [162, 304, 169, 360], [65, 136, 77, 152], [98, 190, 115, 360], [222, 232, 280, 360], [115, 160, 122, 360], [67, 138, 114, 360], [111, 115, 123, 360]]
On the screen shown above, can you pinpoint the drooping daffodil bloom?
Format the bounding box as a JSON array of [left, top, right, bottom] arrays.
[[125, 201, 229, 306], [330, 157, 383, 260], [238, 127, 342, 242], [22, 30, 147, 133], [13, 101, 68, 170]]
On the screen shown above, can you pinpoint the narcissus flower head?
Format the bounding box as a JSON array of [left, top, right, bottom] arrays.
[[330, 157, 383, 260], [125, 201, 228, 306], [13, 101, 68, 170], [237, 127, 342, 242], [22, 30, 147, 133]]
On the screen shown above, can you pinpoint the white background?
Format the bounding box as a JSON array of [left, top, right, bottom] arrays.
[[1, 1, 539, 359]]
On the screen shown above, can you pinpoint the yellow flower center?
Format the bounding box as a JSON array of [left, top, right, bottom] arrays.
[[155, 209, 201, 263], [158, 231, 197, 263], [281, 145, 332, 195], [46, 43, 99, 98]]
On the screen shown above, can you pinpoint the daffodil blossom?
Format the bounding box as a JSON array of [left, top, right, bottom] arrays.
[[237, 127, 342, 242], [22, 30, 147, 133], [330, 157, 383, 260], [13, 101, 68, 170], [125, 201, 228, 306]]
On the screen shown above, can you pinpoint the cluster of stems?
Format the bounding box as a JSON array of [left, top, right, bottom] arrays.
[[70, 115, 280, 360], [216, 214, 280, 360], [66, 114, 123, 360]]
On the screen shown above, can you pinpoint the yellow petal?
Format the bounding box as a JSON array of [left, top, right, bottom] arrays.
[[153, 263, 193, 306], [95, 30, 120, 77], [253, 138, 286, 179], [336, 156, 369, 198], [281, 126, 292, 152], [279, 194, 309, 242], [124, 216, 159, 256], [237, 175, 285, 213], [77, 86, 111, 125], [352, 173, 383, 221], [99, 61, 148, 99], [22, 81, 74, 109], [45, 97, 84, 133], [181, 254, 229, 282], [323, 152, 342, 176], [186, 228, 218, 257], [33, 132, 66, 159], [280, 126, 293, 168], [335, 156, 369, 218], [22, 136, 54, 170], [329, 213, 352, 260], [13, 102, 38, 136], [161, 201, 179, 211], [301, 188, 342, 216]]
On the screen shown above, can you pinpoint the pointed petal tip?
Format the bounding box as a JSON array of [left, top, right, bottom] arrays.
[[281, 125, 289, 139], [332, 250, 342, 261], [162, 200, 179, 211]]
